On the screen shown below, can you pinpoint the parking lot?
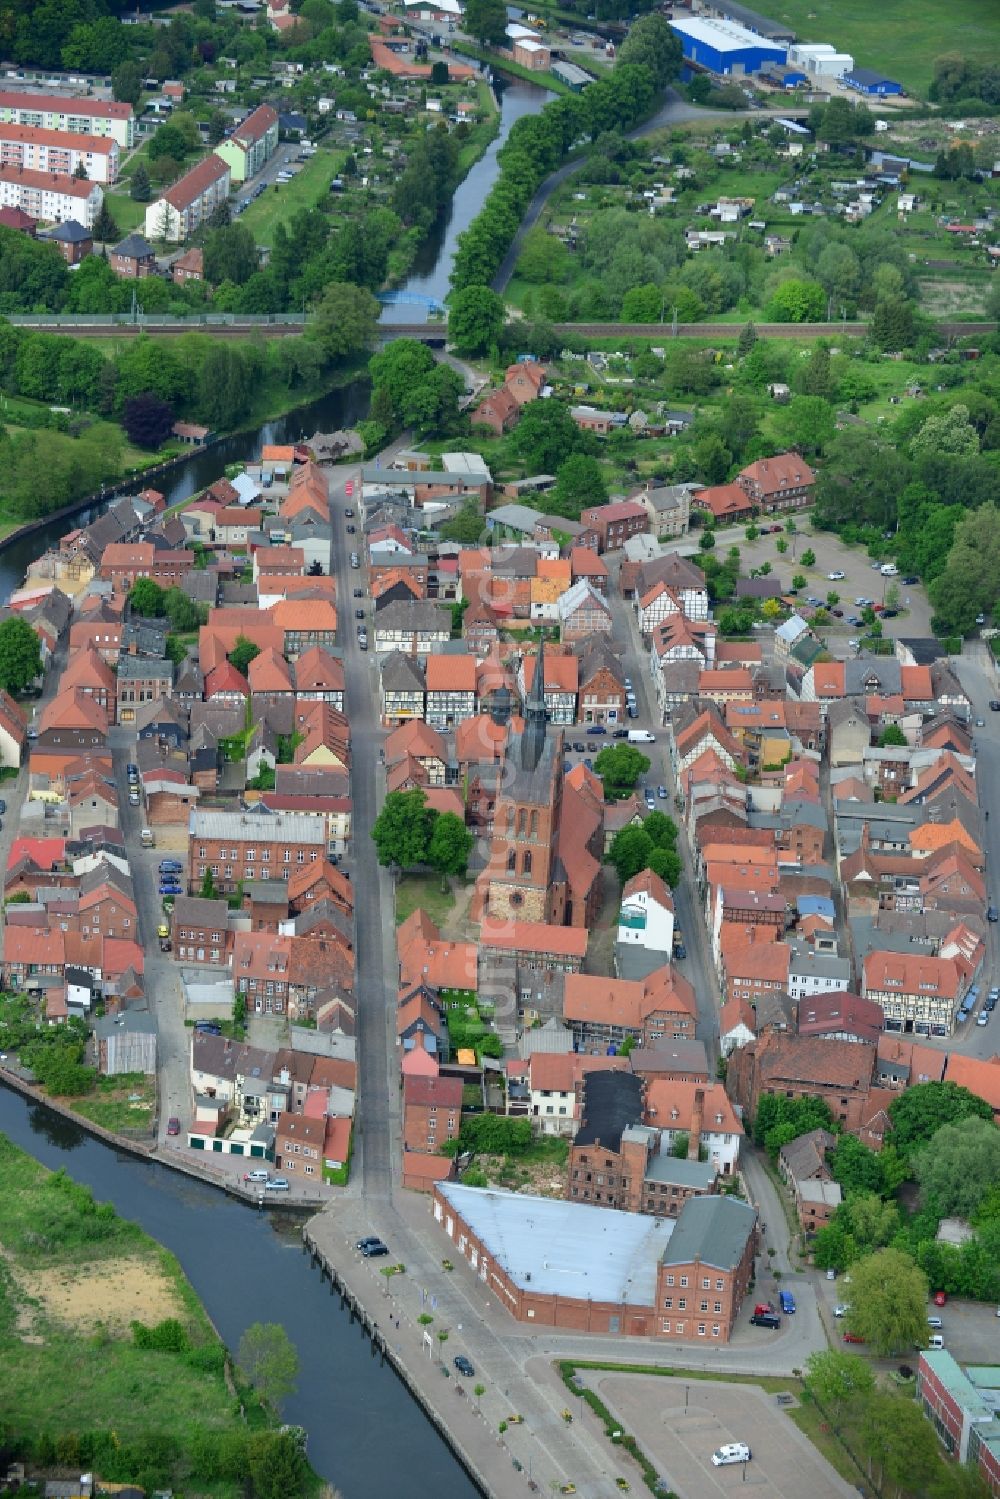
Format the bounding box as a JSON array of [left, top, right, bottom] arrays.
[[580, 1371, 855, 1499], [680, 517, 937, 653]]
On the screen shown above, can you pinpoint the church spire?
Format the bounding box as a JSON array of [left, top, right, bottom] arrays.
[[521, 634, 547, 772]]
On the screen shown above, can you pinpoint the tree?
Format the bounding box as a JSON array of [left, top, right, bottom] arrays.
[[803, 1349, 874, 1429], [200, 870, 217, 900], [618, 13, 682, 87], [878, 724, 907, 748], [593, 744, 650, 796], [447, 285, 504, 355], [236, 1323, 299, 1414], [130, 162, 151, 203], [204, 223, 258, 287], [427, 812, 474, 881], [92, 200, 120, 244], [517, 228, 569, 285], [753, 1093, 833, 1155], [889, 1081, 994, 1155], [0, 616, 42, 693], [163, 586, 204, 633], [123, 391, 174, 450], [915, 1117, 1000, 1220], [791, 573, 806, 591], [510, 400, 588, 474], [228, 636, 260, 677], [308, 282, 380, 366], [929, 503, 1000, 637], [372, 788, 436, 869], [129, 579, 166, 618], [859, 1392, 941, 1498], [766, 279, 826, 323], [775, 537, 788, 555], [551, 454, 607, 519], [845, 1248, 929, 1356], [911, 405, 980, 459], [606, 813, 679, 886], [800, 548, 816, 567], [826, 591, 840, 608], [463, 0, 507, 45], [112, 60, 143, 108]]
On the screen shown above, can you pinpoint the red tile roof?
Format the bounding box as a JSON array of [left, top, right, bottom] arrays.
[[164, 152, 229, 211]]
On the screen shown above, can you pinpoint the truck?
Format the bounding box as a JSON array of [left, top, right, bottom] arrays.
[[880, 562, 898, 576], [628, 729, 656, 743]]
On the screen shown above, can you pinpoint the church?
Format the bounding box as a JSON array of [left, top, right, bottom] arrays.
[[472, 639, 605, 931]]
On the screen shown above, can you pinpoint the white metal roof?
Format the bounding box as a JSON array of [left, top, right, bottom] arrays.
[[437, 1183, 673, 1303], [670, 15, 785, 54]]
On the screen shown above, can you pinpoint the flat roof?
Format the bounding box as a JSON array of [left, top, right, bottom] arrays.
[[437, 1183, 673, 1305], [921, 1351, 996, 1416]]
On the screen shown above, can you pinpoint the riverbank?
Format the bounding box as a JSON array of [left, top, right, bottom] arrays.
[[0, 1130, 316, 1499]]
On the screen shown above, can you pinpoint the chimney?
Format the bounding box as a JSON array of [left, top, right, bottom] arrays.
[[689, 1087, 705, 1161]]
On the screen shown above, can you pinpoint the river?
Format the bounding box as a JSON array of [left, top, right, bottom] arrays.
[[0, 77, 551, 605], [0, 74, 553, 1497]]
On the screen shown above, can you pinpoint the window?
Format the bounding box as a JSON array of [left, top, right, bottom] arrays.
[[702, 1278, 710, 1290], [663, 1298, 672, 1309], [665, 1274, 674, 1286], [700, 1301, 708, 1313], [698, 1324, 706, 1337], [715, 1279, 724, 1291], [714, 1301, 722, 1314], [678, 1298, 686, 1311], [680, 1276, 688, 1287]]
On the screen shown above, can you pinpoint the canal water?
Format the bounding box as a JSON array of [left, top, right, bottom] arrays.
[[0, 74, 553, 1495]]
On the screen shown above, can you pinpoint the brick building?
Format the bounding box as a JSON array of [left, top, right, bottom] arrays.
[[187, 810, 327, 896], [432, 1183, 757, 1342], [579, 501, 650, 553], [402, 1074, 462, 1153]]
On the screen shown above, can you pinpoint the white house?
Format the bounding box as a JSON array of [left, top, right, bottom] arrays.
[[618, 869, 675, 956], [0, 123, 120, 184]]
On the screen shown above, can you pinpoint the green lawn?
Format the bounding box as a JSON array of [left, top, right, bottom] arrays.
[[752, 0, 999, 97], [395, 873, 457, 928], [239, 148, 342, 248], [103, 191, 148, 237], [72, 1073, 157, 1136]]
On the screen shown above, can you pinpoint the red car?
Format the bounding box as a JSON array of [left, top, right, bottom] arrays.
[[843, 1331, 865, 1344], [934, 1291, 947, 1307], [166, 1116, 181, 1136], [754, 1303, 776, 1317]]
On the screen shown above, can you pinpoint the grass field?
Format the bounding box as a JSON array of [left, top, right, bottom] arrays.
[[754, 0, 1000, 97], [73, 1073, 157, 1135], [395, 873, 457, 928], [239, 148, 342, 248]]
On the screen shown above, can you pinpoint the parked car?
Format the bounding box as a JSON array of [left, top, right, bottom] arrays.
[[902, 576, 919, 585], [355, 609, 365, 619], [0, 799, 6, 814], [927, 1316, 943, 1329], [453, 1355, 475, 1377], [588, 725, 607, 735], [264, 1178, 290, 1191], [831, 608, 844, 617], [934, 1291, 947, 1307], [989, 908, 999, 924], [750, 1312, 780, 1329], [166, 1117, 180, 1135], [356, 1236, 382, 1251], [779, 1290, 796, 1315], [159, 883, 182, 895], [361, 1240, 389, 1257], [834, 1304, 850, 1317], [353, 588, 364, 599], [827, 570, 845, 581], [613, 728, 629, 739], [657, 786, 668, 798], [843, 1331, 865, 1344], [712, 1445, 751, 1467]]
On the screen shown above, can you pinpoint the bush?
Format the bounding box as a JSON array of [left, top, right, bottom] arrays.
[[132, 1318, 190, 1352]]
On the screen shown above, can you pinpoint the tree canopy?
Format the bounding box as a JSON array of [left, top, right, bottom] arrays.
[[0, 616, 42, 693], [372, 788, 437, 869], [844, 1247, 929, 1355], [888, 1081, 993, 1154], [914, 1118, 1000, 1220]]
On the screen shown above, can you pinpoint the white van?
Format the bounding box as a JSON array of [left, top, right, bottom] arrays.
[[628, 729, 656, 744], [880, 563, 898, 576], [139, 828, 155, 848], [712, 1444, 751, 1467], [928, 1334, 945, 1350], [244, 1169, 269, 1183]]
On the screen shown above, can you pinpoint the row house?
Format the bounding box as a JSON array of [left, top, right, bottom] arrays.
[[0, 163, 102, 227], [373, 600, 452, 656], [116, 657, 173, 724], [273, 599, 339, 658], [98, 542, 194, 591], [171, 894, 233, 966], [578, 638, 627, 727], [425, 654, 477, 729], [557, 579, 612, 642], [862, 950, 964, 1036], [517, 650, 578, 726], [563, 968, 698, 1053]]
